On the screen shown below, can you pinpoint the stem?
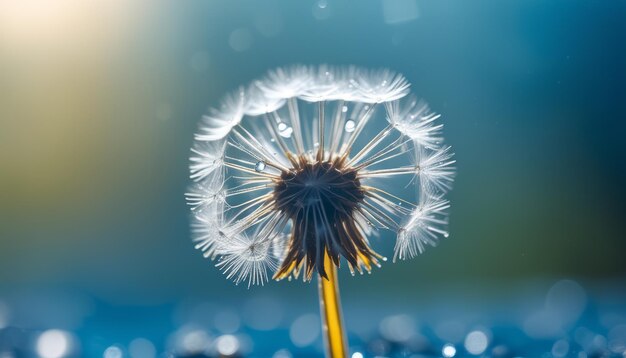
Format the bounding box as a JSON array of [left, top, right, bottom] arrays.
[[318, 252, 348, 358]]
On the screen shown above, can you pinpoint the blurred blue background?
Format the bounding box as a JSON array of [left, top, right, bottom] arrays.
[[1, 1, 625, 357]]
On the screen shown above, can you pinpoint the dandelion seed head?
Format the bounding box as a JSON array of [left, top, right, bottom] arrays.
[[216, 234, 277, 287], [195, 87, 247, 141], [349, 68, 411, 103], [191, 205, 233, 259], [394, 193, 450, 261], [185, 179, 227, 212], [188, 65, 455, 285], [299, 65, 349, 102], [257, 66, 314, 100], [416, 145, 456, 194], [189, 140, 226, 182], [385, 95, 444, 149], [245, 81, 287, 116]]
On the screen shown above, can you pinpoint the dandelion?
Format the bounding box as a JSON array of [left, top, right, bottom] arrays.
[[188, 139, 226, 182], [186, 65, 455, 357], [216, 233, 279, 286]]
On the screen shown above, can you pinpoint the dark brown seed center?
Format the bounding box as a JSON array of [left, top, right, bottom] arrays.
[[274, 161, 363, 220], [273, 158, 378, 281]]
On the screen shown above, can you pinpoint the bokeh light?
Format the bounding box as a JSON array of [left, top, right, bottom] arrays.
[[36, 330, 74, 358], [289, 314, 320, 348], [464, 330, 488, 355], [215, 334, 240, 356], [442, 343, 456, 358], [103, 345, 123, 358]]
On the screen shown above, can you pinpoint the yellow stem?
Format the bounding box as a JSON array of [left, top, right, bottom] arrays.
[[318, 252, 348, 358]]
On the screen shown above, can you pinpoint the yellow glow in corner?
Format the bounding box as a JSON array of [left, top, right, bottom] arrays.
[[0, 0, 76, 44], [0, 0, 142, 50]]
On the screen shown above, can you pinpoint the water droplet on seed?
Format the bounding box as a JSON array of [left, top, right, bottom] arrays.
[[255, 161, 266, 172], [345, 120, 356, 133], [342, 105, 348, 113], [278, 122, 287, 131], [279, 125, 293, 138]]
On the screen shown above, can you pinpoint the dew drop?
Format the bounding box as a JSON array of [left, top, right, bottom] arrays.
[[443, 233, 449, 238], [279, 126, 293, 138], [341, 105, 348, 113], [255, 161, 266, 172], [278, 122, 287, 131], [344, 120, 356, 133], [270, 138, 275, 142]]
